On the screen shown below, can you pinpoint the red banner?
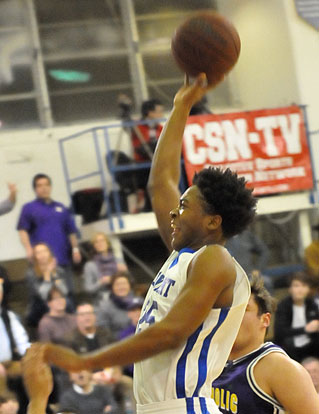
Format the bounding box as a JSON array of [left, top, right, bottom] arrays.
[[182, 105, 314, 195]]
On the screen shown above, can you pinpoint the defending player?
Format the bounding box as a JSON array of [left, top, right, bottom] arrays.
[[212, 274, 319, 414], [23, 74, 257, 414]]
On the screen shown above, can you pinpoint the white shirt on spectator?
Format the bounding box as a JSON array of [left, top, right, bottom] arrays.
[[0, 308, 30, 362], [292, 304, 310, 348]]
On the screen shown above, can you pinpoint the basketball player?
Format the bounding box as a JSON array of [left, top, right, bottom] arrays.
[[23, 73, 257, 414], [212, 274, 319, 413]]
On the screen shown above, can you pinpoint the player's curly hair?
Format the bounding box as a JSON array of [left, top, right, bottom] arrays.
[[250, 272, 277, 315], [192, 167, 257, 239]]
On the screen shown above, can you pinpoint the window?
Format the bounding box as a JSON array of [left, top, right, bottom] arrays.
[[0, 0, 232, 128]]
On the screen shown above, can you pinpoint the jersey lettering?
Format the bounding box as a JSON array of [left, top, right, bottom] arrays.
[[212, 387, 238, 414], [137, 299, 158, 332]]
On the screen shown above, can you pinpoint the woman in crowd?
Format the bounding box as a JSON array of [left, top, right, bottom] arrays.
[[25, 242, 73, 328], [82, 232, 127, 301], [96, 272, 134, 338]]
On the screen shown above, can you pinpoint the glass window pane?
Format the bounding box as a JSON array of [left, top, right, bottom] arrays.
[[0, 64, 34, 94], [143, 51, 182, 80], [35, 0, 121, 24], [0, 99, 39, 128], [40, 21, 126, 56], [0, 0, 28, 27], [134, 0, 216, 15], [50, 88, 134, 124], [46, 57, 131, 92]]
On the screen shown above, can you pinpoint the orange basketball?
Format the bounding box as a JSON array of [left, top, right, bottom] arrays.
[[171, 11, 241, 85]]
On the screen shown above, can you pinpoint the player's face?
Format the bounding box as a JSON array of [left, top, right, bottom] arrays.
[[34, 178, 51, 200], [289, 280, 310, 302], [76, 304, 96, 330], [232, 296, 268, 352], [170, 186, 210, 251]]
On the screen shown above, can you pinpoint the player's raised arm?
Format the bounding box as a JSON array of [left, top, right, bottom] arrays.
[[147, 74, 214, 250]]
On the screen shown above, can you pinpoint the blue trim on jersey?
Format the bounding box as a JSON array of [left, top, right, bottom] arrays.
[[176, 323, 204, 398], [186, 398, 196, 414], [169, 247, 196, 269], [193, 308, 230, 397], [199, 397, 210, 414]]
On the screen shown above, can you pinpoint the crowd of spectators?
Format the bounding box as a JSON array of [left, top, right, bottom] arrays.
[[0, 177, 144, 413], [1, 171, 319, 412]]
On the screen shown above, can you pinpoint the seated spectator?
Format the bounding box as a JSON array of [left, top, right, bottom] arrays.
[[25, 242, 73, 328], [96, 273, 134, 338], [0, 279, 30, 414], [118, 297, 143, 377], [301, 356, 319, 394], [64, 302, 114, 353], [59, 370, 118, 414], [37, 286, 76, 344], [82, 233, 127, 301], [0, 396, 19, 414], [274, 272, 319, 361], [64, 302, 134, 413]]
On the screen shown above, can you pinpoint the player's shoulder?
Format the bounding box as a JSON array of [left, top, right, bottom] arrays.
[[255, 348, 304, 380], [194, 244, 234, 269]]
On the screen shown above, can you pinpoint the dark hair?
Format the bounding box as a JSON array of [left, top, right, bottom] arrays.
[[47, 285, 65, 302], [289, 271, 312, 287], [110, 271, 134, 291], [32, 173, 51, 189], [141, 99, 162, 119], [192, 167, 257, 239], [250, 273, 277, 315]]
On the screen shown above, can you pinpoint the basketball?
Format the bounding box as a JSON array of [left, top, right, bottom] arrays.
[[171, 11, 241, 85]]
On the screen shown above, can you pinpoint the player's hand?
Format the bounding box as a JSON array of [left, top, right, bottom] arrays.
[[22, 344, 53, 411], [173, 73, 223, 111]]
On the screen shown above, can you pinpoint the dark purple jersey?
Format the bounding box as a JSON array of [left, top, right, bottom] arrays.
[[212, 342, 286, 414]]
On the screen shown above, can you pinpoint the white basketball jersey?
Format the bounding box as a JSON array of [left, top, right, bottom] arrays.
[[133, 246, 250, 407]]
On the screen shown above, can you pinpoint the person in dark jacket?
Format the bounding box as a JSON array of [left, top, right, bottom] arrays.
[[274, 272, 319, 361]]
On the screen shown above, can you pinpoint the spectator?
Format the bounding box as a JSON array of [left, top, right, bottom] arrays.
[[82, 233, 127, 301], [302, 356, 319, 394], [64, 302, 114, 354], [37, 286, 76, 344], [118, 297, 143, 377], [64, 302, 134, 413], [17, 173, 81, 292], [131, 99, 164, 212], [0, 183, 16, 216], [0, 396, 19, 414], [0, 279, 30, 414], [25, 243, 73, 328], [59, 370, 118, 414], [304, 223, 319, 284], [131, 99, 164, 163], [96, 273, 134, 338], [274, 272, 319, 361]]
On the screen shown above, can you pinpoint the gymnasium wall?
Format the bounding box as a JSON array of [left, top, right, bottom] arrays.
[[1, 0, 319, 263]]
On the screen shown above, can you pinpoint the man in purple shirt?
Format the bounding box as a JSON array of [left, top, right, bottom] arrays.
[[17, 173, 81, 269]]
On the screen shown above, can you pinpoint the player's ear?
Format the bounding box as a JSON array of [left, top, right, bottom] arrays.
[[207, 214, 222, 230], [261, 313, 271, 329]]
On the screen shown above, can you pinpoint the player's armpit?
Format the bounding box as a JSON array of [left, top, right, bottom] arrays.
[[256, 352, 319, 414]]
